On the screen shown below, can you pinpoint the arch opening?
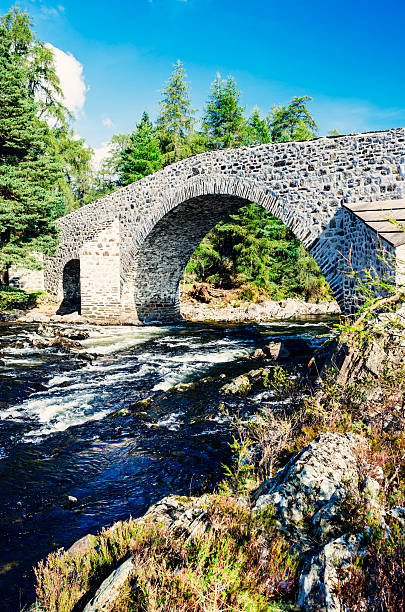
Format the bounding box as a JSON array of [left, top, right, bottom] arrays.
[[57, 259, 81, 315], [131, 194, 335, 323]]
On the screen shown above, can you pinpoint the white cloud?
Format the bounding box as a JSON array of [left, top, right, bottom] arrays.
[[102, 116, 114, 128], [40, 4, 65, 18], [46, 43, 87, 117], [312, 97, 405, 136], [92, 142, 111, 170]]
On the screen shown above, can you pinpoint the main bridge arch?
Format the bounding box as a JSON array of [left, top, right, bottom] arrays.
[[41, 128, 405, 324]]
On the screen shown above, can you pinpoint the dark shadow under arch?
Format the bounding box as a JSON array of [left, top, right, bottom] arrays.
[[57, 259, 81, 314], [132, 193, 336, 323]]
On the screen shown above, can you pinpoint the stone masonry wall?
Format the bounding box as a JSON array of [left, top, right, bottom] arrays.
[[79, 218, 122, 323], [37, 128, 405, 323]]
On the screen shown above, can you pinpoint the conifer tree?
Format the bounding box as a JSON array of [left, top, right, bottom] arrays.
[[246, 107, 270, 145], [156, 61, 195, 164], [120, 112, 162, 185], [202, 75, 247, 149], [0, 26, 63, 274], [268, 96, 318, 142], [1, 7, 66, 124], [1, 8, 93, 212]]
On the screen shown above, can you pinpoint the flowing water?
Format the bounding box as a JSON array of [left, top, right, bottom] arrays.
[[0, 319, 333, 610]]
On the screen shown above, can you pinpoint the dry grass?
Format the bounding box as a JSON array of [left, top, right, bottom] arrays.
[[34, 497, 299, 612], [335, 517, 405, 611]]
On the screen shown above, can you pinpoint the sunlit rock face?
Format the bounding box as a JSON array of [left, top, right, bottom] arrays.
[[21, 128, 405, 323]]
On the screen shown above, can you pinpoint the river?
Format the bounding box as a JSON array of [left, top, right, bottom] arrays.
[[0, 318, 333, 610]]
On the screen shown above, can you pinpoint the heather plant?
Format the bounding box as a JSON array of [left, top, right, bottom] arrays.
[[34, 497, 299, 612], [335, 516, 405, 611]]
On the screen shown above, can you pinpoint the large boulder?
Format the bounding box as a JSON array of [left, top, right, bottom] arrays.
[[83, 557, 136, 612], [298, 534, 366, 611], [252, 432, 382, 551], [141, 494, 210, 540]]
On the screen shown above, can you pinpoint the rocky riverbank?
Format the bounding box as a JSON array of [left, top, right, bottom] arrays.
[[181, 297, 340, 322], [24, 299, 405, 610], [0, 289, 340, 325]]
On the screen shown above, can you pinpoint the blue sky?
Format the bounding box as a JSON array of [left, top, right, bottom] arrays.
[[2, 0, 405, 159]]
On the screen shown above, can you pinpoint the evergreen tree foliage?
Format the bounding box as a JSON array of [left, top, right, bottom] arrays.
[[1, 7, 93, 213], [0, 26, 63, 273], [1, 7, 66, 124], [202, 75, 247, 149], [268, 96, 318, 142], [245, 107, 270, 145], [52, 127, 93, 211], [185, 204, 331, 300], [120, 112, 162, 185], [156, 60, 195, 163]]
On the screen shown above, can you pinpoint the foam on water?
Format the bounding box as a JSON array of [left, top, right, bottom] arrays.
[[0, 320, 330, 443], [80, 325, 167, 355], [0, 326, 253, 441]]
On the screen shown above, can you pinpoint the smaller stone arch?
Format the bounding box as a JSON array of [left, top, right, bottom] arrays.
[[57, 259, 81, 314]]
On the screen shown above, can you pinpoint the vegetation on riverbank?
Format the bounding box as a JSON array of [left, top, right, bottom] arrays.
[[35, 498, 298, 612], [32, 271, 405, 610], [0, 286, 44, 311]]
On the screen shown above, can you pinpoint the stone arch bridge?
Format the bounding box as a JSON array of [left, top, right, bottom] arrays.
[[13, 128, 405, 323]]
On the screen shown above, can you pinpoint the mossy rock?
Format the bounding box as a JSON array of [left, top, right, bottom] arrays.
[[168, 381, 199, 393], [108, 408, 131, 418], [220, 374, 252, 397], [129, 397, 152, 410]]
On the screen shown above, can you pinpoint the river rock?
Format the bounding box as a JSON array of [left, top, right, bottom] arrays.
[[181, 298, 340, 323], [220, 374, 252, 397], [66, 533, 95, 556], [141, 494, 210, 540], [388, 506, 405, 526], [83, 557, 136, 612], [31, 335, 82, 351], [59, 327, 90, 340], [298, 533, 366, 611], [252, 432, 381, 551], [49, 312, 82, 323]]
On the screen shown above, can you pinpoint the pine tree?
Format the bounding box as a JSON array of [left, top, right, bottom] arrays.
[[119, 112, 162, 185], [202, 75, 247, 149], [268, 96, 318, 142], [156, 61, 195, 164], [245, 107, 270, 145], [1, 8, 93, 212], [0, 26, 63, 274]]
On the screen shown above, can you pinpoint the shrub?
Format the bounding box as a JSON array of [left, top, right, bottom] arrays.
[[336, 517, 405, 611], [0, 286, 43, 311]]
